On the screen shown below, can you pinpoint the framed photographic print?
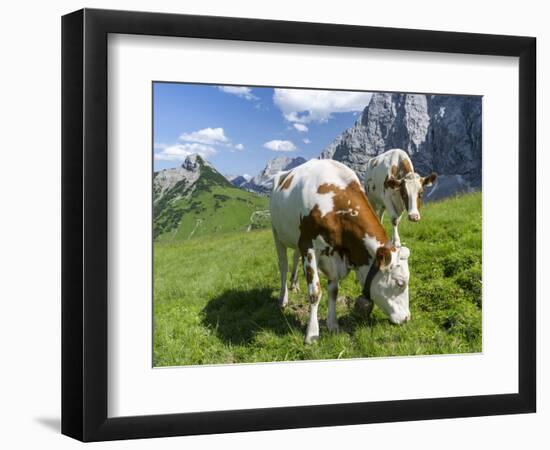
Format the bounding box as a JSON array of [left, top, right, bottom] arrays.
[[62, 8, 536, 442]]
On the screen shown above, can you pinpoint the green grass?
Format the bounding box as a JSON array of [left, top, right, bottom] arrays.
[[153, 192, 482, 366], [155, 185, 269, 241]]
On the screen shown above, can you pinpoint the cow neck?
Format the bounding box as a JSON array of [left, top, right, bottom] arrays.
[[362, 258, 380, 301]]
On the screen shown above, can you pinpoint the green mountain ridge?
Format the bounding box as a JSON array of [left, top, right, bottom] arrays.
[[154, 155, 270, 241]]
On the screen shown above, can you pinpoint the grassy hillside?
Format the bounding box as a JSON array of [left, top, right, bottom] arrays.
[[153, 192, 482, 366], [154, 164, 269, 241]]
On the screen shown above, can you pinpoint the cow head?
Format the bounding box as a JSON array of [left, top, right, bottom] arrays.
[[386, 172, 437, 221], [357, 246, 411, 324]]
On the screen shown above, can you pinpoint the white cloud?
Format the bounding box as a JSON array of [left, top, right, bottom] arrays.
[[218, 86, 258, 101], [273, 89, 372, 124], [154, 142, 168, 150], [303, 138, 311, 144], [154, 143, 217, 161], [180, 127, 228, 145], [158, 127, 242, 162], [263, 140, 297, 152], [293, 123, 308, 132]]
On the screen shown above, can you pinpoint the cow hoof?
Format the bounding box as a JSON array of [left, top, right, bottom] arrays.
[[327, 323, 339, 333], [290, 284, 300, 292], [304, 335, 319, 345]]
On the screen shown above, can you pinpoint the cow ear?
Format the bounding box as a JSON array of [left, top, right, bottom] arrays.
[[422, 172, 437, 187], [376, 247, 393, 270], [385, 176, 402, 190]]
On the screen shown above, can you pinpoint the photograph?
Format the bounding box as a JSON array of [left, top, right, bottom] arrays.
[[0, 0, 542, 446], [152, 83, 482, 366]]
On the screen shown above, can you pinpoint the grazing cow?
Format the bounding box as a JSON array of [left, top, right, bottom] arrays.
[[270, 159, 411, 344], [364, 149, 437, 247]]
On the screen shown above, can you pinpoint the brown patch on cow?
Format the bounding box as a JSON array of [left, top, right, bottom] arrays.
[[305, 265, 314, 284], [390, 165, 399, 178], [277, 172, 294, 189], [307, 280, 322, 304], [376, 246, 394, 269], [280, 174, 294, 190], [299, 181, 390, 267], [384, 175, 401, 190], [316, 184, 334, 195], [400, 158, 413, 174]]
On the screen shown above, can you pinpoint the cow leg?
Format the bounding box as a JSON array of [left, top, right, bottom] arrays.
[[385, 200, 402, 247], [303, 248, 322, 344], [273, 234, 289, 308], [377, 207, 385, 222], [327, 280, 339, 333], [391, 214, 402, 247], [289, 249, 300, 292]]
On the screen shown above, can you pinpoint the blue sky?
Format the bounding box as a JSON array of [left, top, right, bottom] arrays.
[[153, 83, 373, 176]]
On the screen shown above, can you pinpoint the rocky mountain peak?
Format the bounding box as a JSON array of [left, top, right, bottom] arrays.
[[154, 153, 222, 202], [181, 153, 211, 172], [226, 174, 252, 189], [260, 156, 306, 179], [320, 92, 481, 199], [234, 156, 307, 194]]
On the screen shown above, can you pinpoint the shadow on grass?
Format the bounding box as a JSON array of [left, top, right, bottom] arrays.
[[338, 312, 376, 334], [201, 287, 304, 344]]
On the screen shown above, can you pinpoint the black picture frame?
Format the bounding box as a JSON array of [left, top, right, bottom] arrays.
[[61, 8, 536, 442]]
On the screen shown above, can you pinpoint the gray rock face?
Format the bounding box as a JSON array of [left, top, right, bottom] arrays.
[[154, 154, 205, 199], [424, 174, 474, 202], [242, 156, 307, 194], [320, 93, 482, 198], [153, 154, 222, 203]]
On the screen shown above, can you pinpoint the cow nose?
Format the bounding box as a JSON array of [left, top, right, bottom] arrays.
[[405, 314, 411, 322], [408, 213, 419, 222]]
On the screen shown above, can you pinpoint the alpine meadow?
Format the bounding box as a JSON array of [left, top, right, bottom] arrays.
[[153, 84, 482, 366]]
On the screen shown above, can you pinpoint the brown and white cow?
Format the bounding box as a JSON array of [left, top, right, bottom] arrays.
[[270, 159, 411, 344], [364, 149, 437, 247]]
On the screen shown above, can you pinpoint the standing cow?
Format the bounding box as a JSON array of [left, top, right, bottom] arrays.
[[364, 149, 437, 247], [270, 159, 411, 344]]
